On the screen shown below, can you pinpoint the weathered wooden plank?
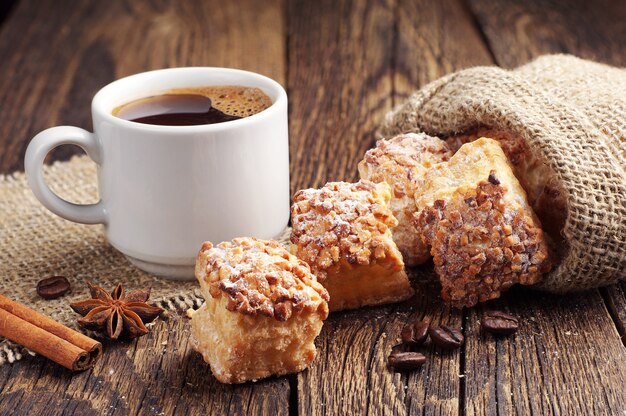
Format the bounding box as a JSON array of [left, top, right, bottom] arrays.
[[0, 318, 291, 415], [286, 0, 395, 195], [394, 0, 493, 103], [0, 0, 289, 413], [286, 4, 401, 412], [459, 2, 626, 414], [603, 282, 626, 346], [464, 289, 626, 415], [297, 273, 464, 416], [467, 0, 626, 68], [286, 0, 398, 414], [0, 0, 285, 174]]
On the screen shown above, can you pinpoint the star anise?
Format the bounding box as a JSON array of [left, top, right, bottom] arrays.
[[70, 281, 164, 340]]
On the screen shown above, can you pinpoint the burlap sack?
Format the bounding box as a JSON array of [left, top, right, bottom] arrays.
[[379, 55, 625, 293]]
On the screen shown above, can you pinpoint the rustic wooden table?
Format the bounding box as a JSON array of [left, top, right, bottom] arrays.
[[0, 0, 625, 414]]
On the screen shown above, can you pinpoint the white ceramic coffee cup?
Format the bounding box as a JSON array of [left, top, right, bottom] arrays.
[[25, 67, 290, 280]]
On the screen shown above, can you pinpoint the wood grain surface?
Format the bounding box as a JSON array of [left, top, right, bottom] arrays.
[[0, 0, 625, 415], [0, 318, 290, 415], [464, 290, 626, 415], [468, 0, 626, 68], [394, 0, 493, 101], [287, 0, 394, 194], [604, 281, 626, 346], [297, 272, 464, 416]]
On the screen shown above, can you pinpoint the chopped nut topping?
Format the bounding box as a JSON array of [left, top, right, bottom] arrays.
[[197, 238, 329, 321], [290, 180, 401, 279], [417, 180, 551, 308], [446, 128, 567, 245], [358, 133, 453, 265], [361, 133, 453, 199], [487, 170, 500, 185]]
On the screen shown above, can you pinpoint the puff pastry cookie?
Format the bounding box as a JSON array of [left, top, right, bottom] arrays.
[[290, 180, 414, 312], [446, 128, 567, 245], [191, 237, 329, 384], [415, 138, 551, 307], [358, 133, 453, 266]]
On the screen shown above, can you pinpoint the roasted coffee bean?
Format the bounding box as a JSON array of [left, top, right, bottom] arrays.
[[428, 325, 464, 349], [388, 351, 426, 371], [401, 320, 429, 346], [36, 276, 71, 299], [482, 310, 519, 335]]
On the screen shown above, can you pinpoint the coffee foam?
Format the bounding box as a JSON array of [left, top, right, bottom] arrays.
[[167, 86, 272, 117]]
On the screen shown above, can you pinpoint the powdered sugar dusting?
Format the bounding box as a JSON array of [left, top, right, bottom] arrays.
[[290, 180, 401, 278], [197, 238, 329, 321]]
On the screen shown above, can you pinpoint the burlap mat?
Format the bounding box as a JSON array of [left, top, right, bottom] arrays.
[[0, 156, 291, 365], [380, 55, 626, 293]]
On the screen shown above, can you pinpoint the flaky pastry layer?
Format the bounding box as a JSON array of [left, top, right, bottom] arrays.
[[191, 295, 324, 384], [358, 133, 453, 265], [414, 138, 551, 306], [192, 237, 329, 384], [290, 180, 414, 311], [446, 128, 567, 245]]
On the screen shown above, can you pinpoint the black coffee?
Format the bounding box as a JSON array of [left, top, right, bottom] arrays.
[[113, 86, 272, 126]]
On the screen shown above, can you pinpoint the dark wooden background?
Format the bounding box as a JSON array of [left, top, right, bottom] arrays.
[[0, 0, 625, 414]]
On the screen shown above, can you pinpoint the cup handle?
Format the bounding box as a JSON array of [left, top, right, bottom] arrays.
[[25, 126, 106, 225]]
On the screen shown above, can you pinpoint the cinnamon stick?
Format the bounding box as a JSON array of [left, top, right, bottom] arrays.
[[0, 294, 102, 371]]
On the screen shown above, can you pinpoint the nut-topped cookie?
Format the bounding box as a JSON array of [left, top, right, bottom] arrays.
[[414, 138, 551, 307], [191, 237, 329, 384], [359, 133, 453, 265], [446, 128, 567, 247], [290, 180, 414, 311]]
